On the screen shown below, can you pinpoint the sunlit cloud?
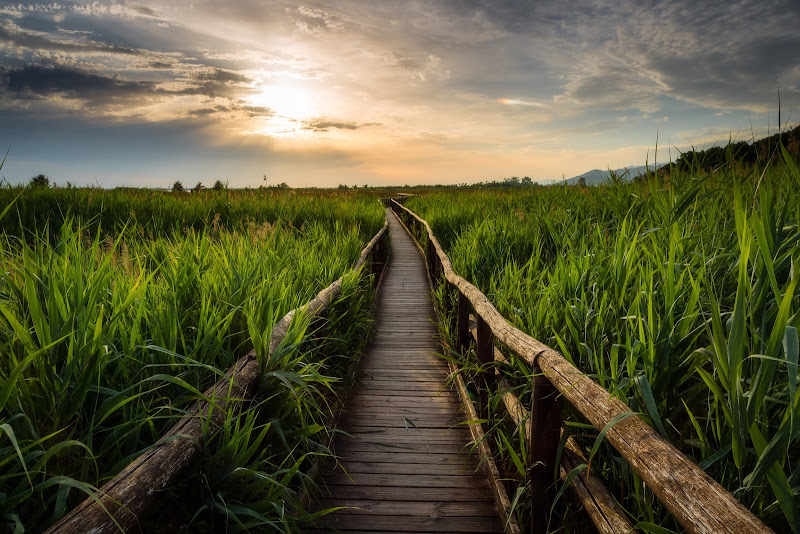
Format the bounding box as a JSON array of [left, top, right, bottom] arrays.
[[498, 98, 545, 107]]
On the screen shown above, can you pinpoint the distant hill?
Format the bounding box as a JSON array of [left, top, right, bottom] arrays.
[[562, 164, 657, 185]]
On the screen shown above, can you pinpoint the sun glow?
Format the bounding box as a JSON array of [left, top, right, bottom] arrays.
[[244, 82, 320, 137], [250, 84, 317, 118]]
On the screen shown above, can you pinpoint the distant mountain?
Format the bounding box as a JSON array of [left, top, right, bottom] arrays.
[[562, 164, 657, 185]]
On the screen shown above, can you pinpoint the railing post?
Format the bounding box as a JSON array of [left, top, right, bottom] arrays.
[[426, 239, 437, 282], [529, 362, 563, 534], [456, 292, 469, 353], [475, 313, 494, 417], [475, 314, 493, 367]]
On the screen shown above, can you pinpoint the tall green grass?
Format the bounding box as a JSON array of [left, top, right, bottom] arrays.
[[0, 188, 384, 532], [409, 156, 800, 532]]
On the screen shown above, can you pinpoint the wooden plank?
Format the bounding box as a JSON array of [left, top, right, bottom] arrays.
[[342, 426, 471, 438], [314, 499, 496, 517], [343, 406, 462, 416], [317, 514, 502, 533], [326, 461, 482, 476], [317, 485, 494, 502], [335, 451, 479, 465], [333, 441, 476, 454], [324, 473, 489, 489]]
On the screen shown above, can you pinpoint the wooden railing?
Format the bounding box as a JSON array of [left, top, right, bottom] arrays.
[[391, 199, 772, 534], [47, 221, 389, 534]]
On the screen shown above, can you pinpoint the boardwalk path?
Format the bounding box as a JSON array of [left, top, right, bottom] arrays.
[[311, 210, 501, 533]]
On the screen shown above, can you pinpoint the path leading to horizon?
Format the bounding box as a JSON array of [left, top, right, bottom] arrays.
[[310, 210, 501, 533]]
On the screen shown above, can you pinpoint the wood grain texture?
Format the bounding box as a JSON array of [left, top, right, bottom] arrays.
[[48, 223, 389, 534], [392, 199, 773, 534], [309, 211, 501, 533]]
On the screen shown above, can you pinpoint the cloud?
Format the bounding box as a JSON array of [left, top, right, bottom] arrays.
[[72, 2, 163, 20], [288, 5, 347, 34], [552, 0, 800, 113], [0, 62, 257, 119], [2, 64, 155, 100], [498, 98, 544, 107], [302, 118, 380, 131], [190, 66, 249, 84], [0, 19, 143, 56]]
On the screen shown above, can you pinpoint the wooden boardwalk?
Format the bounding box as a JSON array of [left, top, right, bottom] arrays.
[[310, 210, 501, 533]]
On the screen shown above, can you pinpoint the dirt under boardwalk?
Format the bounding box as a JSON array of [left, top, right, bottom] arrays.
[[310, 210, 501, 534]]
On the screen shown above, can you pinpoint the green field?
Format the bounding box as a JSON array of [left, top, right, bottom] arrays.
[[3, 148, 799, 533], [0, 188, 384, 532], [408, 155, 800, 532]]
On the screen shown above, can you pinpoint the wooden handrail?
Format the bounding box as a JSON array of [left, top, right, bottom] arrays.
[[391, 199, 772, 534], [47, 221, 389, 534]]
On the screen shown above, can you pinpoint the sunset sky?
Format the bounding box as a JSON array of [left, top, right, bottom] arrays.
[[1, 0, 799, 188]]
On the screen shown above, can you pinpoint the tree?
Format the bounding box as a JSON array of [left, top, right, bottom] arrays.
[[172, 180, 184, 192], [193, 181, 204, 192], [577, 176, 587, 187], [212, 180, 226, 191], [29, 174, 50, 188]]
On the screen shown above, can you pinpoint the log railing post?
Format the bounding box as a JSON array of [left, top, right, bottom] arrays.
[[456, 292, 470, 353], [475, 313, 494, 416], [426, 239, 437, 282], [529, 363, 563, 534]]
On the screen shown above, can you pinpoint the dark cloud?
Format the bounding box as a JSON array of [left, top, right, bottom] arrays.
[[189, 107, 217, 116], [0, 20, 142, 56], [191, 67, 249, 84], [0, 62, 254, 111], [302, 118, 379, 131], [2, 64, 155, 100], [239, 105, 273, 117], [131, 4, 160, 18]]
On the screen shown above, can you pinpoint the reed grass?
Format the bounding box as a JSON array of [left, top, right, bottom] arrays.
[[410, 152, 800, 532], [0, 187, 384, 532]]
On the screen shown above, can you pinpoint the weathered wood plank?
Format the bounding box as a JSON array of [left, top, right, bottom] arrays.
[[335, 451, 479, 464], [326, 461, 482, 476], [316, 485, 494, 502], [314, 499, 497, 517], [317, 513, 502, 533]]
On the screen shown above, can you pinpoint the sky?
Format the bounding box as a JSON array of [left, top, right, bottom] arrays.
[[1, 0, 799, 188]]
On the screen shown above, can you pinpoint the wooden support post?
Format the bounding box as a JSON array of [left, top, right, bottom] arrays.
[[456, 292, 470, 353], [370, 242, 380, 278], [426, 239, 436, 281], [529, 363, 563, 534], [475, 313, 494, 417], [476, 314, 493, 367]]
